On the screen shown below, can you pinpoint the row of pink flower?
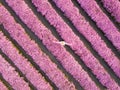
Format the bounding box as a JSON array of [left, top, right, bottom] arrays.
[[0, 31, 52, 89], [0, 4, 75, 90], [8, 2, 110, 89], [52, 0, 120, 79], [0, 0, 120, 89], [77, 0, 120, 51], [32, 0, 120, 89], [0, 54, 30, 90], [3, 0, 98, 89], [101, 0, 120, 23]]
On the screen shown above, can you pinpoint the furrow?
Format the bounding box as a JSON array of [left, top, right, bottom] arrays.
[[0, 31, 52, 90], [32, 0, 120, 89], [0, 72, 13, 90], [0, 54, 30, 90], [49, 0, 120, 81], [76, 0, 120, 51], [0, 4, 75, 90], [101, 0, 120, 23], [0, 80, 8, 90]]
